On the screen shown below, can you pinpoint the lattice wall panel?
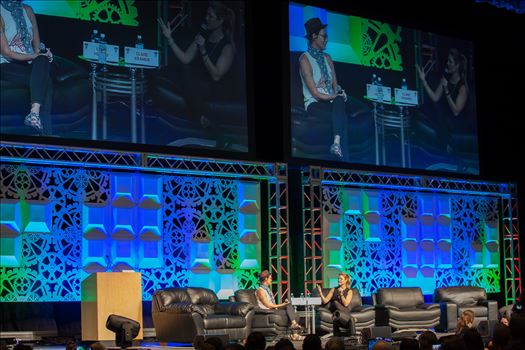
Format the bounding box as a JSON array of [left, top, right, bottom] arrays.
[[317, 186, 503, 296], [0, 164, 263, 302]]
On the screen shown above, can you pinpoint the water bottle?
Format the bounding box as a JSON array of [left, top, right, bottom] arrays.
[[91, 29, 99, 43], [135, 34, 144, 49], [401, 78, 408, 90], [98, 33, 107, 64], [371, 73, 378, 85]]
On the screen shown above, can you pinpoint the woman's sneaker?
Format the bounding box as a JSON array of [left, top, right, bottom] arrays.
[[330, 143, 343, 158], [24, 112, 43, 133]]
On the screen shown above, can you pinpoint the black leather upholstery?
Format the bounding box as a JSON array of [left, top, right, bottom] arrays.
[[314, 288, 375, 333], [375, 287, 440, 330], [0, 56, 90, 135], [232, 289, 289, 337], [434, 286, 498, 331], [152, 287, 254, 343]]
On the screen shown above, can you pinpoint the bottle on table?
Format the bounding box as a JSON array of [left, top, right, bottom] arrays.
[[135, 34, 144, 49]]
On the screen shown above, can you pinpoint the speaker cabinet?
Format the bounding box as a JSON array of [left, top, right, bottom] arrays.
[[361, 326, 392, 341]]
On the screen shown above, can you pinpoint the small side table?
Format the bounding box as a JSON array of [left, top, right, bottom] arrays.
[[82, 57, 155, 143]]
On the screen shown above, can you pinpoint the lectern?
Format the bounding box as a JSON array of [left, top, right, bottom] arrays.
[[81, 272, 143, 341]]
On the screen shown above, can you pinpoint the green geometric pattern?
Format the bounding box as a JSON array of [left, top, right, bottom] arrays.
[[27, 0, 139, 26]]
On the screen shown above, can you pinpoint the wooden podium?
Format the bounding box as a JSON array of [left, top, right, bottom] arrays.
[[81, 272, 143, 341]]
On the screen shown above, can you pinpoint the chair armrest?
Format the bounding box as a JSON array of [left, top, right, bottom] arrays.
[[255, 308, 277, 315], [384, 305, 400, 311], [352, 305, 374, 312], [484, 300, 499, 321], [215, 301, 254, 317], [419, 303, 440, 310]]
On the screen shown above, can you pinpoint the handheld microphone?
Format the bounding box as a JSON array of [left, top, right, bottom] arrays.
[[199, 23, 210, 40], [39, 42, 47, 54]]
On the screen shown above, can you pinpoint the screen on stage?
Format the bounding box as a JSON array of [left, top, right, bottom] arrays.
[[0, 0, 250, 154], [289, 2, 479, 175]]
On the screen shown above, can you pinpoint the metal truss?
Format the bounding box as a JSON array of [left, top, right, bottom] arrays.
[[503, 187, 522, 305], [268, 164, 290, 302], [321, 167, 510, 196], [302, 166, 521, 303], [302, 167, 323, 295], [0, 142, 276, 179], [0, 142, 141, 168]]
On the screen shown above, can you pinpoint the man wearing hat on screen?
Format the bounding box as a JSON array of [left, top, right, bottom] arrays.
[[299, 17, 348, 160], [255, 270, 303, 339]]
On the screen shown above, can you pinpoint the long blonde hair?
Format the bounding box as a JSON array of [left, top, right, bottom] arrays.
[[456, 309, 475, 333], [339, 273, 351, 289]]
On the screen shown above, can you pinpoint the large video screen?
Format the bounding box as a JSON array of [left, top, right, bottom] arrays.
[[289, 2, 479, 175], [1, 0, 249, 154]]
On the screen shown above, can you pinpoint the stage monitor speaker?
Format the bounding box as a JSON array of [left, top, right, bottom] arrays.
[[193, 334, 229, 350], [477, 320, 498, 337], [361, 326, 392, 341]]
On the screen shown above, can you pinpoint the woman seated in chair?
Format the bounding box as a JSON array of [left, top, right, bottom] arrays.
[[255, 270, 303, 339], [316, 272, 355, 334]]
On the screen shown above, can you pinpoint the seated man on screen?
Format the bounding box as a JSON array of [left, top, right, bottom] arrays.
[[299, 17, 348, 159], [1, 0, 54, 135], [255, 270, 303, 340]]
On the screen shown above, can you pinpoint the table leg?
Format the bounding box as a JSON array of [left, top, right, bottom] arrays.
[[140, 68, 145, 143], [102, 70, 107, 140], [400, 106, 406, 167], [90, 63, 97, 140], [130, 68, 137, 143], [311, 305, 316, 334], [374, 103, 379, 165]]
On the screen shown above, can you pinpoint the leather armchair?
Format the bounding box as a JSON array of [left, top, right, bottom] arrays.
[[315, 287, 375, 334], [375, 287, 440, 330], [434, 286, 498, 331], [152, 287, 254, 343], [232, 289, 289, 337]]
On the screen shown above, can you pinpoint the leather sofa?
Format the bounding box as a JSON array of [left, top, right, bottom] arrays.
[[434, 286, 498, 331], [232, 289, 289, 337], [0, 56, 90, 136], [152, 287, 254, 343], [314, 287, 375, 334], [375, 287, 440, 330]]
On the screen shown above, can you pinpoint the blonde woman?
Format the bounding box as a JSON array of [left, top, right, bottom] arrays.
[[316, 273, 354, 334], [456, 309, 475, 335]]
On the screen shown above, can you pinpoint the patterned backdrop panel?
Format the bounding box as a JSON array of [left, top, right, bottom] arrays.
[[327, 185, 501, 296], [0, 165, 262, 302]]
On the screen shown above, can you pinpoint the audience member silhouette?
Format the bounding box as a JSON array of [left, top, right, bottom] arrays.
[[302, 334, 322, 350], [244, 332, 266, 350], [419, 330, 439, 350]]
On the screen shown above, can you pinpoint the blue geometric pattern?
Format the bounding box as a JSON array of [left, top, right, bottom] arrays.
[[329, 185, 501, 296], [0, 165, 261, 302]]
